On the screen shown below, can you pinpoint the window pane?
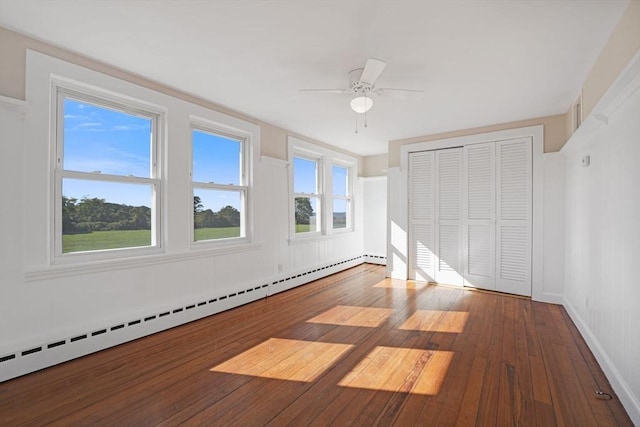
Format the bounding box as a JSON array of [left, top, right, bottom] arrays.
[[333, 199, 348, 229], [192, 129, 241, 185], [295, 197, 318, 233], [63, 98, 152, 177], [61, 178, 153, 253], [333, 165, 348, 196], [293, 157, 318, 194], [194, 188, 242, 241]]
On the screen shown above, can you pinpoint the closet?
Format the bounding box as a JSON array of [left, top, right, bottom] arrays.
[[409, 137, 532, 296]]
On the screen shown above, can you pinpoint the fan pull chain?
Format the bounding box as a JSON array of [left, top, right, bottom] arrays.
[[355, 112, 358, 134]]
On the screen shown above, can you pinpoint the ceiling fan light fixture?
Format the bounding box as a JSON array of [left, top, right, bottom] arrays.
[[350, 96, 373, 113]]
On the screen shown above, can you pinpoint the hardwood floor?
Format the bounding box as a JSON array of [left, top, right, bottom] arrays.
[[0, 264, 632, 426]]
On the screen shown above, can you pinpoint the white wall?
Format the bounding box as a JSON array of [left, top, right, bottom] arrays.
[[0, 52, 364, 380], [362, 177, 387, 264], [386, 167, 408, 279], [562, 53, 640, 425], [542, 153, 565, 302]]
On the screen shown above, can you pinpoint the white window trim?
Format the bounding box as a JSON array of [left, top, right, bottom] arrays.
[[51, 82, 165, 264], [190, 118, 253, 248], [288, 136, 357, 243]]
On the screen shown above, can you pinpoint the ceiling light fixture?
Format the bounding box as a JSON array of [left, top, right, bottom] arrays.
[[350, 95, 373, 113]]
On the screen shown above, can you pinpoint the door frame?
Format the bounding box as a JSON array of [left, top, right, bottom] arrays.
[[397, 125, 544, 299]]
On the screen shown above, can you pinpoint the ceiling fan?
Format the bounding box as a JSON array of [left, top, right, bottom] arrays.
[[300, 59, 423, 131]]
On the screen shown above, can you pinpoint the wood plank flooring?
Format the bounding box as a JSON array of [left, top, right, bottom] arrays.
[[0, 264, 633, 426]]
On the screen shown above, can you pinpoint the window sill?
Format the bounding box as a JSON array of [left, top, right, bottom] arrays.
[[190, 238, 259, 255], [288, 230, 355, 246], [25, 242, 262, 281]]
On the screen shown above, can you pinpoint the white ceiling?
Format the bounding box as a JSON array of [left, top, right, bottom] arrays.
[[0, 0, 629, 156]]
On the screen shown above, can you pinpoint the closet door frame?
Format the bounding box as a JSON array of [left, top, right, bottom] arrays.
[[399, 125, 544, 300]]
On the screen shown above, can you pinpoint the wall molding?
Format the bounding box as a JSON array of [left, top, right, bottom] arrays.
[[359, 175, 387, 181], [563, 50, 640, 155], [0, 95, 28, 119], [24, 242, 263, 282]]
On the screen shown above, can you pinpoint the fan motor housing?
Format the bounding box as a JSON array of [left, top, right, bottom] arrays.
[[348, 68, 372, 94]]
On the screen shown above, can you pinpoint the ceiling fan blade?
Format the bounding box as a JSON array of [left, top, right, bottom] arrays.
[[299, 89, 349, 94], [374, 87, 424, 100], [359, 59, 387, 86]]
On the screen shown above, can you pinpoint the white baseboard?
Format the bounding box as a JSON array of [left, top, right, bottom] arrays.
[[535, 291, 564, 305], [563, 298, 640, 426]]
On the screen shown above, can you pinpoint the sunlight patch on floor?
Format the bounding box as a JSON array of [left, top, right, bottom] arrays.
[[210, 338, 354, 382], [338, 346, 454, 395], [399, 310, 469, 333], [306, 305, 394, 328], [373, 279, 427, 290]]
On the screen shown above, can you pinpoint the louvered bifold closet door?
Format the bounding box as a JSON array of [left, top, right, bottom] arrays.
[[496, 138, 532, 296], [463, 142, 496, 290], [435, 148, 463, 286], [409, 151, 436, 281]]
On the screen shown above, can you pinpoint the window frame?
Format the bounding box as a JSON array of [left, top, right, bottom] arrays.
[[52, 86, 163, 262], [190, 118, 252, 247], [288, 136, 357, 242]]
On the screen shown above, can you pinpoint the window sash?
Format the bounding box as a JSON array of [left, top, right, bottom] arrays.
[[332, 198, 351, 230], [54, 89, 161, 258], [191, 126, 249, 244], [332, 164, 349, 198], [191, 126, 245, 186], [293, 155, 321, 196], [192, 186, 246, 242], [331, 163, 352, 231], [56, 89, 159, 178], [294, 195, 321, 234]]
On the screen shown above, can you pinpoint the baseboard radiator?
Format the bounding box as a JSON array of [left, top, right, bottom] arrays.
[[0, 255, 383, 382], [364, 254, 387, 265]]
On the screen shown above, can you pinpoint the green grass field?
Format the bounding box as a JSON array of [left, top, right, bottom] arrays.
[[63, 229, 152, 253], [295, 224, 315, 233], [63, 227, 242, 253], [194, 227, 240, 241]]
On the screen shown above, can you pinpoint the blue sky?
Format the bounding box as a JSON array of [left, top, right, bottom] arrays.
[[293, 159, 347, 193], [63, 99, 242, 211], [63, 99, 344, 213], [293, 157, 317, 194]]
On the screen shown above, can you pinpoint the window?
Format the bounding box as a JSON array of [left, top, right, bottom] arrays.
[[55, 89, 160, 256], [289, 137, 357, 239], [332, 164, 352, 230], [293, 156, 321, 234], [192, 127, 247, 242]]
